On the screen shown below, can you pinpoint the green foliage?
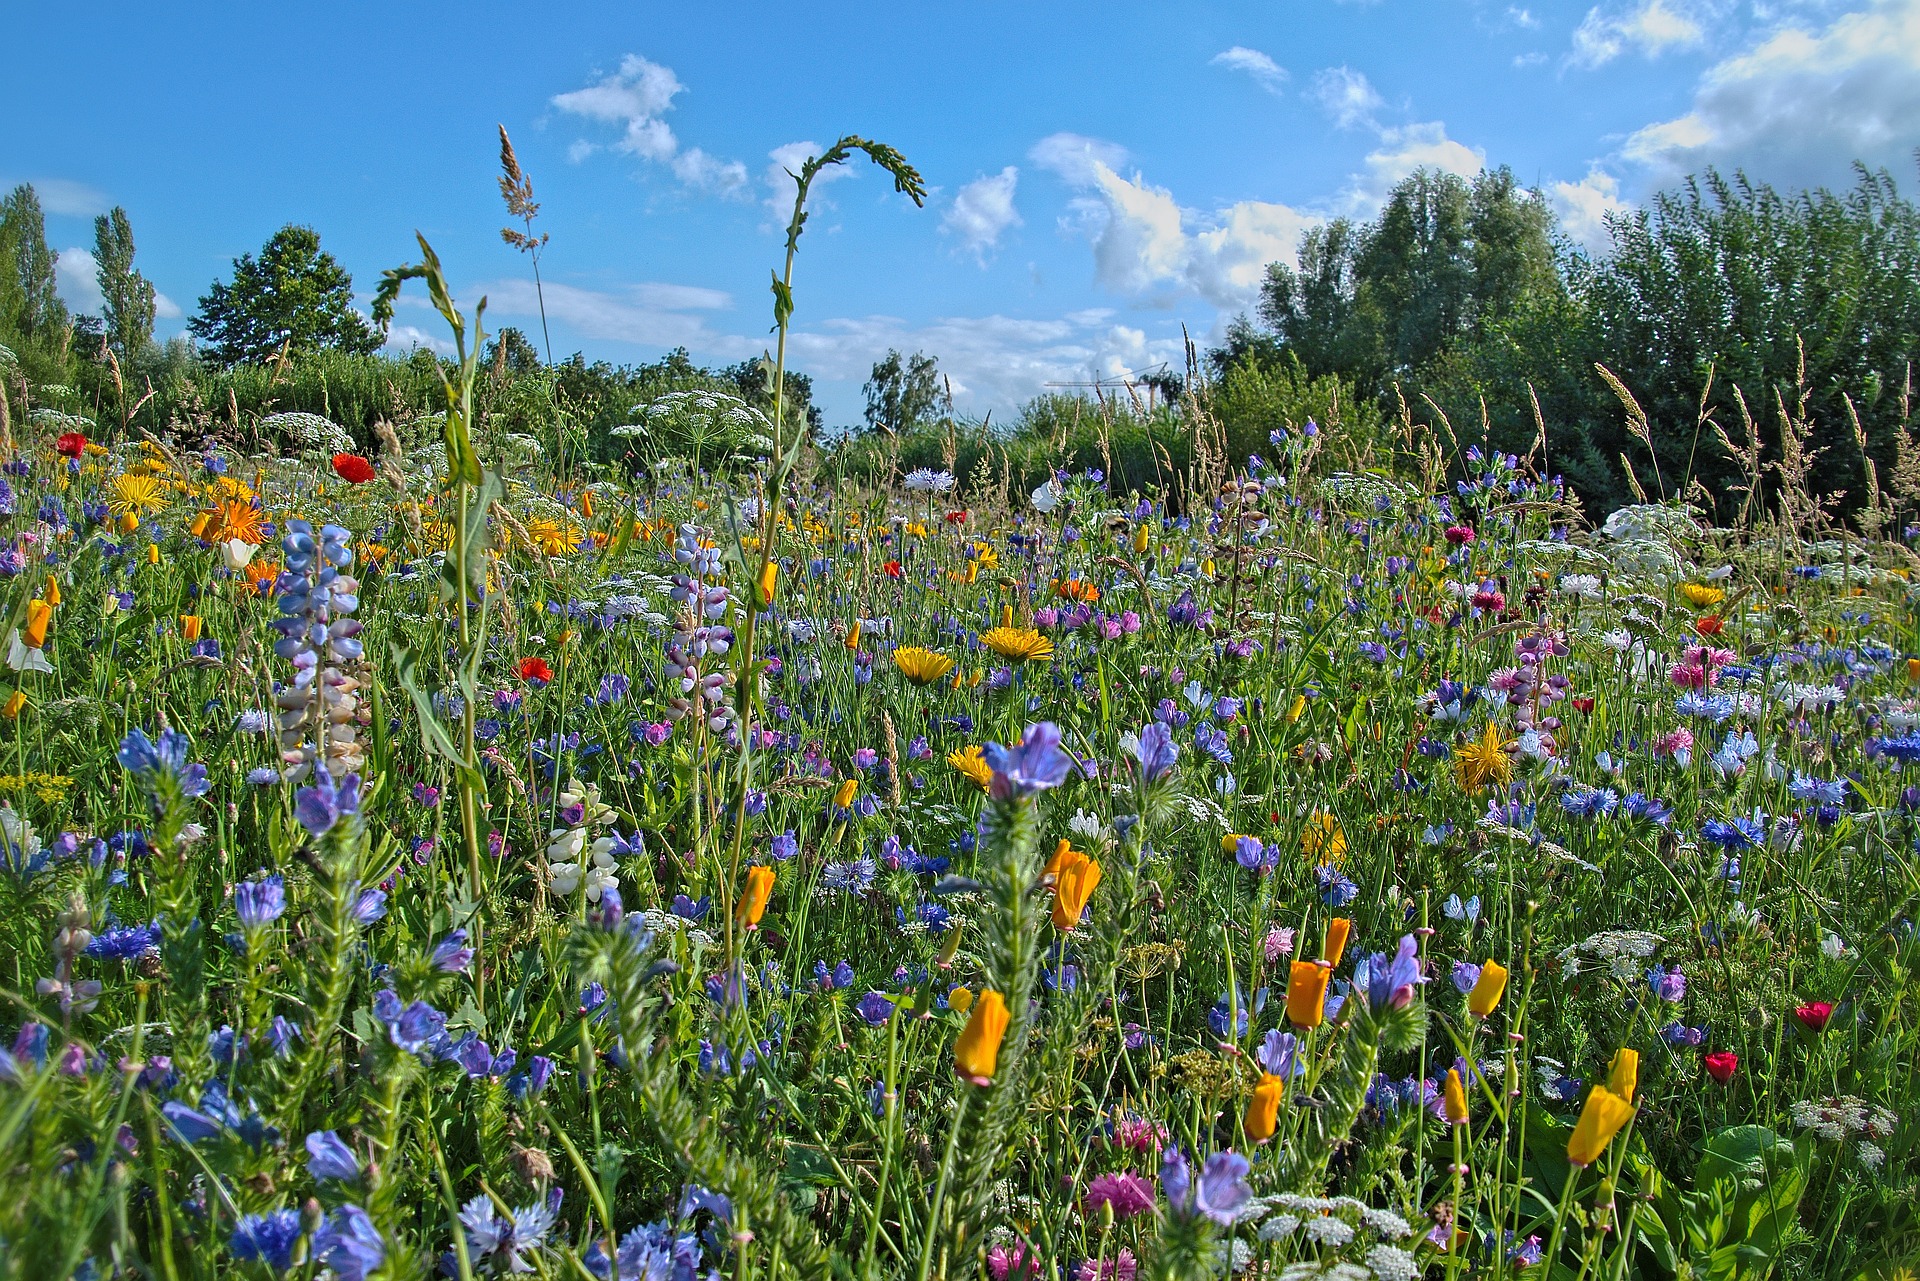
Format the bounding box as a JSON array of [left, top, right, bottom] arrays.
[[863, 348, 949, 434], [91, 206, 156, 363], [0, 184, 70, 372], [190, 224, 383, 367]]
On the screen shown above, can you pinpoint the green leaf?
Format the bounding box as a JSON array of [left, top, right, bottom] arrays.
[[392, 642, 466, 770]]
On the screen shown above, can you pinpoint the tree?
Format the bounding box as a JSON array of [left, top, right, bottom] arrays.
[[0, 184, 68, 348], [862, 348, 946, 433], [93, 206, 156, 362], [189, 225, 381, 367]]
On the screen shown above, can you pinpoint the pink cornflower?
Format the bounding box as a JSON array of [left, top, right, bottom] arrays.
[[1264, 926, 1296, 961], [1444, 524, 1476, 545], [987, 1245, 1041, 1280], [1084, 1172, 1156, 1220], [1654, 728, 1693, 756], [1076, 1251, 1138, 1281], [1668, 661, 1709, 690], [1109, 1115, 1167, 1154]]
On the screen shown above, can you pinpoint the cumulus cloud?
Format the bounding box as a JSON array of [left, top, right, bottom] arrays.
[[1550, 168, 1634, 249], [1309, 66, 1385, 130], [383, 325, 457, 357], [551, 54, 749, 197], [943, 167, 1022, 261], [1211, 46, 1289, 94], [20, 178, 109, 218], [1029, 132, 1319, 308], [476, 276, 733, 352], [1569, 0, 1710, 67], [1621, 0, 1920, 187], [761, 139, 865, 216], [1340, 122, 1487, 214], [55, 247, 102, 315]]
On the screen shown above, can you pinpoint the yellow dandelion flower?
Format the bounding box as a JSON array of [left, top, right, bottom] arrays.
[[1301, 811, 1346, 865], [526, 517, 583, 556], [892, 646, 956, 686], [980, 626, 1054, 663], [969, 541, 998, 570], [948, 744, 993, 791], [1453, 721, 1514, 793], [108, 474, 167, 519]]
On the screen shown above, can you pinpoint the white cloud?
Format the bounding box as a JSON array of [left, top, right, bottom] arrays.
[[943, 167, 1022, 261], [1309, 66, 1385, 130], [1550, 168, 1633, 249], [19, 178, 109, 218], [761, 139, 863, 214], [551, 54, 748, 197], [1569, 0, 1709, 67], [1620, 0, 1920, 187], [154, 293, 181, 319], [480, 276, 734, 349], [1341, 122, 1487, 214], [1508, 7, 1542, 28], [55, 247, 102, 315], [1211, 46, 1289, 94], [384, 324, 457, 357], [1028, 133, 1130, 186]]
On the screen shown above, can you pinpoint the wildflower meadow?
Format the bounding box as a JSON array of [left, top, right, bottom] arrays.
[[0, 138, 1917, 1281]]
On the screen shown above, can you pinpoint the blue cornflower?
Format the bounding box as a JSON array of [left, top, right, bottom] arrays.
[[1317, 864, 1359, 907], [1560, 786, 1618, 819], [1675, 692, 1734, 722], [1787, 773, 1847, 805], [1701, 814, 1766, 850], [1620, 793, 1673, 826], [86, 920, 160, 961]]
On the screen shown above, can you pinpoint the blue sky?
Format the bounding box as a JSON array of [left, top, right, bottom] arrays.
[[6, 0, 1918, 425]]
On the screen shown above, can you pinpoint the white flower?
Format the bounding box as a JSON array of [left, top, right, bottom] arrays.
[[1558, 574, 1602, 600], [1030, 480, 1059, 513], [1304, 1215, 1355, 1246], [5, 630, 52, 673], [0, 807, 40, 866], [1857, 1141, 1886, 1170], [904, 468, 955, 493], [1067, 809, 1108, 840], [1366, 1245, 1420, 1281], [218, 539, 259, 570], [1599, 629, 1632, 652], [1821, 933, 1846, 961], [1704, 564, 1734, 581]]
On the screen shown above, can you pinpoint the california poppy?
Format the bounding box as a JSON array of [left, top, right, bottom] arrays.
[[331, 453, 377, 484], [180, 615, 204, 642], [23, 600, 51, 649], [517, 657, 553, 683], [1244, 1073, 1285, 1142], [1607, 1047, 1639, 1104], [1467, 960, 1508, 1018], [1567, 1085, 1633, 1165], [1324, 917, 1352, 967], [1052, 854, 1101, 931], [1285, 960, 1330, 1028], [832, 778, 858, 810], [1442, 1068, 1469, 1125], [736, 866, 775, 928], [955, 989, 1010, 1085]]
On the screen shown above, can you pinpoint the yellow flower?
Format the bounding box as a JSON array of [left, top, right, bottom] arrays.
[[1, 692, 23, 719], [948, 986, 974, 1014], [756, 560, 779, 608], [954, 989, 1010, 1084], [832, 778, 859, 809], [42, 576, 59, 608], [1680, 583, 1726, 608], [1607, 1047, 1639, 1104], [147, 543, 161, 565], [1286, 694, 1307, 723], [1301, 811, 1346, 864], [108, 474, 167, 520], [1132, 524, 1151, 555], [1245, 1074, 1285, 1142], [980, 626, 1053, 663], [1443, 1068, 1470, 1124], [736, 866, 775, 928], [1453, 721, 1514, 793], [526, 517, 583, 556], [23, 600, 51, 649], [948, 745, 993, 792], [893, 646, 956, 686], [1286, 960, 1330, 1028], [179, 615, 204, 642], [845, 620, 862, 651], [1566, 1085, 1634, 1166], [208, 498, 266, 546], [969, 541, 998, 570], [1467, 960, 1508, 1018]]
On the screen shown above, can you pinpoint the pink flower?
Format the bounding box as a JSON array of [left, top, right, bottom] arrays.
[[1076, 1250, 1138, 1281], [1444, 524, 1476, 545], [987, 1245, 1041, 1280], [1119, 611, 1141, 634], [1654, 728, 1693, 756], [1084, 1172, 1156, 1220], [1263, 926, 1296, 961], [1109, 1115, 1166, 1154]]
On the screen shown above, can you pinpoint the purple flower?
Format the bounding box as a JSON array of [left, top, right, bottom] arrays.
[[854, 991, 895, 1026], [1647, 964, 1687, 1002], [771, 830, 799, 861], [1452, 961, 1482, 994], [294, 770, 362, 838], [230, 1209, 302, 1269], [982, 722, 1072, 799], [116, 727, 211, 802], [162, 1100, 224, 1144], [1255, 1029, 1300, 1078], [233, 874, 285, 930], [350, 887, 388, 924], [1161, 1149, 1252, 1223], [1359, 935, 1425, 1010], [430, 929, 474, 973], [306, 1129, 361, 1182], [312, 1205, 384, 1281]]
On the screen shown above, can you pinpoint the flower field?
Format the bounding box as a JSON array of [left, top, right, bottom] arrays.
[[2, 247, 1918, 1281]]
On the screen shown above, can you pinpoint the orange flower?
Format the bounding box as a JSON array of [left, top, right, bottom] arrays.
[[954, 989, 1010, 1085], [1694, 615, 1723, 637], [736, 866, 775, 928], [22, 600, 51, 649], [1567, 1085, 1633, 1166], [1467, 960, 1509, 1018], [1052, 854, 1102, 931], [1324, 918, 1352, 967], [1443, 1068, 1470, 1125], [42, 576, 60, 608], [1244, 1073, 1285, 1142], [1, 691, 24, 719], [1286, 960, 1330, 1028], [1607, 1047, 1639, 1104], [179, 615, 204, 642]]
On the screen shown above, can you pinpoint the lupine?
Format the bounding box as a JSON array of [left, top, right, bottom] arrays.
[[271, 519, 366, 781]]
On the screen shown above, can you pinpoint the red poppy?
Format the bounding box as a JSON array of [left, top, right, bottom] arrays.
[[1694, 615, 1724, 636], [944, 510, 969, 524], [1703, 1050, 1739, 1083], [56, 432, 87, 459], [331, 453, 377, 484], [517, 657, 553, 683], [882, 560, 903, 579], [1571, 697, 1595, 713], [1793, 1001, 1833, 1033]]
